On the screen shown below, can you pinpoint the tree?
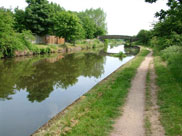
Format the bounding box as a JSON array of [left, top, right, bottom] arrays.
[[14, 8, 26, 32], [0, 8, 16, 57], [84, 8, 107, 37], [147, 0, 182, 37], [54, 11, 85, 43], [77, 12, 96, 39], [25, 0, 52, 35], [145, 0, 157, 3], [136, 30, 152, 45], [48, 2, 65, 34], [145, 0, 182, 49]]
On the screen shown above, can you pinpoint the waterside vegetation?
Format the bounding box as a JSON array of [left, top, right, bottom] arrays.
[[0, 0, 107, 58]]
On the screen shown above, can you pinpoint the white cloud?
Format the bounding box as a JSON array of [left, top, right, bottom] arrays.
[[0, 0, 168, 35]]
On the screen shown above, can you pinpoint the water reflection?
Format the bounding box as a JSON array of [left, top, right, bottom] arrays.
[[0, 45, 139, 136], [0, 53, 105, 102], [107, 45, 125, 53]]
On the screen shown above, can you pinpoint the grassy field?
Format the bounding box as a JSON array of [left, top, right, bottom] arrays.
[[33, 48, 150, 136], [154, 55, 182, 136]]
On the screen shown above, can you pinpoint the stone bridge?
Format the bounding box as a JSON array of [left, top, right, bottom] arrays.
[[98, 35, 138, 42]]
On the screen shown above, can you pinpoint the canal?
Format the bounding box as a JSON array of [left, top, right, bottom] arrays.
[[0, 45, 139, 136]]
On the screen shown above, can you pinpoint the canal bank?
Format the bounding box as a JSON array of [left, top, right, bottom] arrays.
[[32, 47, 150, 136], [0, 39, 105, 58]]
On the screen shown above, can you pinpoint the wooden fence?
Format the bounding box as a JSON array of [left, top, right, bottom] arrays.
[[32, 35, 65, 45]]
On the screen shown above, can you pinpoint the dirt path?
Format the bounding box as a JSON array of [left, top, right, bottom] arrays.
[[145, 59, 165, 136], [110, 52, 153, 136]]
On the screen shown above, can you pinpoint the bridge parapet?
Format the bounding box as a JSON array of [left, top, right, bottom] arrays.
[[98, 35, 138, 41]]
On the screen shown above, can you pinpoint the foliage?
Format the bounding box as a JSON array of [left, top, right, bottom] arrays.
[[48, 2, 65, 34], [77, 12, 96, 39], [84, 8, 107, 37], [136, 29, 152, 45], [0, 8, 38, 57], [154, 55, 182, 135], [25, 0, 53, 35], [150, 33, 182, 50], [76, 8, 107, 39], [143, 0, 182, 50], [14, 8, 26, 32], [161, 45, 182, 60], [0, 8, 15, 57], [1, 2, 108, 58], [0, 8, 34, 57], [113, 52, 126, 58], [54, 11, 85, 43], [161, 46, 182, 82]]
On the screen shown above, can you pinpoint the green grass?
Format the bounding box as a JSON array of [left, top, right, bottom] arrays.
[[144, 68, 152, 136], [154, 56, 182, 136], [145, 117, 152, 136], [145, 69, 152, 111], [112, 52, 126, 58], [34, 48, 150, 136]]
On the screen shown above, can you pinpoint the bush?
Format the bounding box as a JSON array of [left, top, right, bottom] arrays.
[[113, 52, 126, 58], [161, 46, 182, 83], [0, 8, 35, 58], [150, 33, 182, 51], [40, 47, 51, 54], [161, 46, 182, 60], [19, 30, 35, 50], [150, 36, 172, 50]]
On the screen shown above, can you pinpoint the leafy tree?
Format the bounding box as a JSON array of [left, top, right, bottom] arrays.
[[0, 8, 17, 57], [54, 11, 85, 43], [136, 29, 152, 45], [48, 2, 65, 34], [145, 0, 182, 49], [145, 0, 157, 3], [0, 8, 35, 57], [77, 12, 96, 39], [14, 8, 26, 32], [49, 2, 65, 13], [25, 0, 52, 35], [84, 8, 107, 37]]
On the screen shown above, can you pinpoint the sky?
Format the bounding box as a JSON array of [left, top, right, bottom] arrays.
[[0, 0, 168, 36]]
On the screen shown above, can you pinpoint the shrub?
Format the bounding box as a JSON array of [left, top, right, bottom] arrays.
[[0, 8, 35, 57], [161, 46, 182, 83], [161, 46, 182, 60], [113, 52, 126, 58]]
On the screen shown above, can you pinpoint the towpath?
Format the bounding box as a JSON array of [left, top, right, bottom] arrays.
[[110, 51, 164, 136]]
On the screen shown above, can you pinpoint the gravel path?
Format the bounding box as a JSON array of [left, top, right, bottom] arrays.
[[110, 52, 153, 136]]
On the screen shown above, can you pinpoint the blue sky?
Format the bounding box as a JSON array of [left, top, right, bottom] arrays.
[[0, 0, 168, 35]]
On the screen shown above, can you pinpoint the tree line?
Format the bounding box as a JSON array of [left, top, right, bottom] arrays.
[[136, 0, 182, 86], [136, 0, 182, 50], [0, 0, 107, 57]]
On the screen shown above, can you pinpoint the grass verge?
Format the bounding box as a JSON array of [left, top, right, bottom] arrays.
[[154, 56, 182, 136], [144, 69, 152, 136], [33, 48, 150, 136]]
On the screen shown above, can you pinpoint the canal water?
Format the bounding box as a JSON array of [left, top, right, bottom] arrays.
[[0, 45, 139, 136]]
